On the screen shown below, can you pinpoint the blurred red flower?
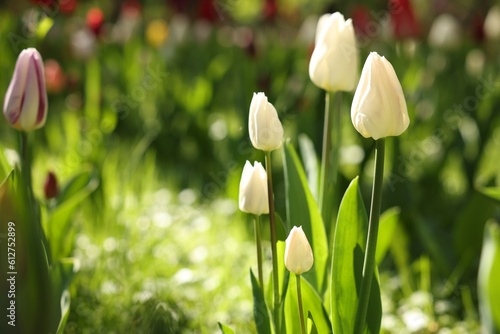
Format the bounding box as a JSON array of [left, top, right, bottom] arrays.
[[198, 0, 218, 23], [263, 0, 278, 21], [44, 59, 66, 94], [86, 7, 105, 36], [351, 5, 372, 37], [59, 0, 78, 14], [44, 171, 59, 200], [390, 0, 421, 39]]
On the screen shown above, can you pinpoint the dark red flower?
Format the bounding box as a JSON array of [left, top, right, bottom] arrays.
[[121, 0, 141, 17], [472, 14, 485, 43], [390, 0, 421, 39], [263, 0, 278, 21], [351, 5, 372, 37], [86, 7, 105, 36], [59, 0, 78, 14], [44, 171, 59, 200], [30, 0, 56, 6], [198, 0, 218, 23]]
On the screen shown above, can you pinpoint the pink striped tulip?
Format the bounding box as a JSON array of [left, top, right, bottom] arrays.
[[3, 48, 48, 131]]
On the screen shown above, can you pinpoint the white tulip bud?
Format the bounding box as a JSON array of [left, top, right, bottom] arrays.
[[3, 48, 48, 131], [284, 226, 314, 275], [428, 14, 462, 50], [239, 161, 269, 215], [351, 52, 409, 140], [309, 12, 359, 92], [249, 92, 283, 152]]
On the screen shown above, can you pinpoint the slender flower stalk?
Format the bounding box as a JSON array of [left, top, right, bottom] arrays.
[[296, 274, 307, 334], [354, 138, 385, 334], [265, 151, 280, 332], [319, 91, 343, 239], [254, 215, 264, 288]]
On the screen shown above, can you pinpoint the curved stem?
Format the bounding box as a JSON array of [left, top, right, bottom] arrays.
[[296, 274, 307, 334], [354, 138, 385, 334], [254, 214, 264, 288], [265, 151, 280, 333]]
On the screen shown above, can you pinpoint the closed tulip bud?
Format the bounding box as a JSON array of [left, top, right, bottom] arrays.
[[309, 12, 358, 92], [285, 226, 314, 275], [249, 92, 283, 152], [3, 48, 48, 131], [351, 52, 409, 140], [44, 171, 59, 199], [239, 161, 269, 215]]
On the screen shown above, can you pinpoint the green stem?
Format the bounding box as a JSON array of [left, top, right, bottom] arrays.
[[254, 214, 264, 288], [18, 131, 33, 205], [265, 151, 280, 333], [319, 92, 332, 219], [354, 138, 385, 334], [319, 91, 342, 241], [296, 274, 307, 334]]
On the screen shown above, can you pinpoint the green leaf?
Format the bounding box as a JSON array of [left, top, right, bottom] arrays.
[[46, 169, 99, 262], [376, 207, 400, 265], [218, 323, 235, 334], [454, 192, 497, 264], [331, 177, 381, 334], [251, 269, 272, 334], [283, 143, 328, 292], [284, 275, 332, 334], [479, 187, 500, 202], [0, 169, 53, 334], [478, 221, 500, 333]]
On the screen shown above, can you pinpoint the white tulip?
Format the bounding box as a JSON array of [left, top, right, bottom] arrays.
[[428, 14, 462, 50], [249, 92, 283, 152], [309, 12, 359, 92], [239, 161, 269, 215], [351, 52, 409, 140], [285, 226, 314, 275], [3, 48, 48, 131], [484, 5, 500, 40]]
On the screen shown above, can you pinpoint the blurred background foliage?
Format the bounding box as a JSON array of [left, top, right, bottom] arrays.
[[1, 0, 500, 332]]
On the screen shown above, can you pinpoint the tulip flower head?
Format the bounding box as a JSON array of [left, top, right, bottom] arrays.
[[351, 52, 409, 140], [239, 161, 269, 215], [284, 226, 314, 275], [3, 48, 48, 131], [249, 92, 283, 152], [309, 12, 358, 92], [44, 171, 59, 199]]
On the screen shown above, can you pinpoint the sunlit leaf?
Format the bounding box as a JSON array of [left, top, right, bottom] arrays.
[[218, 322, 235, 334], [376, 207, 400, 265], [331, 177, 381, 334], [479, 187, 500, 202], [478, 221, 500, 333]]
